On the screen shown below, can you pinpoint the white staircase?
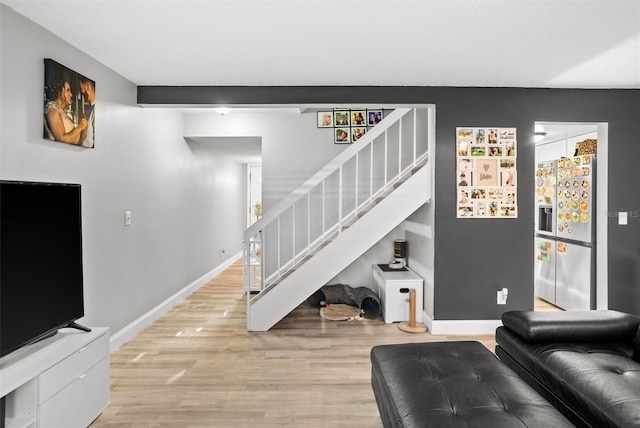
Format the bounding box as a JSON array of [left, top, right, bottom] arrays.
[[244, 108, 432, 331]]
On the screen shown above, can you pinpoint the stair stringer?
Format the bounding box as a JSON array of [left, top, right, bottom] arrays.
[[247, 164, 431, 331]]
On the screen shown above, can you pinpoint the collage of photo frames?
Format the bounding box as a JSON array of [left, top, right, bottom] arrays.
[[317, 109, 384, 144], [456, 127, 518, 218]]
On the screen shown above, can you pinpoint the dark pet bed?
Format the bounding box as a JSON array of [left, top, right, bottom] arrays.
[[308, 283, 381, 320]]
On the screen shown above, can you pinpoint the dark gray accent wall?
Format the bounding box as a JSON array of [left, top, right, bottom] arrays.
[[139, 86, 640, 318], [426, 87, 639, 319]]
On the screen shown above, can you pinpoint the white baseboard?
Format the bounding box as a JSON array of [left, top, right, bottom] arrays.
[[109, 252, 242, 352], [423, 311, 503, 335]]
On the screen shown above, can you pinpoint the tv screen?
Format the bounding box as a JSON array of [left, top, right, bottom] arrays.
[[1, 180, 85, 357]]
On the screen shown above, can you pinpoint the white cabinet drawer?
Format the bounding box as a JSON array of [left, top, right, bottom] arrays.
[[37, 332, 109, 404], [38, 356, 110, 428]]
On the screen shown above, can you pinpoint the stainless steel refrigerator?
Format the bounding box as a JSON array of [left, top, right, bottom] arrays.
[[534, 155, 596, 310]]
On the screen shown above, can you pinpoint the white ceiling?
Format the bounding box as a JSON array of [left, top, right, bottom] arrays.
[[2, 0, 636, 162], [2, 0, 639, 88]]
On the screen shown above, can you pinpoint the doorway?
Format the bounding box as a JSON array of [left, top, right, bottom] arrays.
[[247, 164, 262, 227], [533, 121, 608, 311]]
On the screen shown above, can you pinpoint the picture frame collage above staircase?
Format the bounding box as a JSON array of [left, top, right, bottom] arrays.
[[317, 109, 384, 144]]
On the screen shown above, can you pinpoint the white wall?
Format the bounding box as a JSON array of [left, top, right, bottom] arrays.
[[184, 110, 348, 211], [327, 226, 407, 287], [0, 5, 245, 345]]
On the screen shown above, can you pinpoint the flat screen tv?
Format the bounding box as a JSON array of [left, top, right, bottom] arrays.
[[1, 180, 89, 358]]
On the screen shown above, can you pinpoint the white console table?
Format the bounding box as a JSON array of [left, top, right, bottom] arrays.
[[373, 264, 424, 323], [0, 327, 110, 428]]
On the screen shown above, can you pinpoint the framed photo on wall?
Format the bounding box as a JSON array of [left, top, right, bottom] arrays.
[[317, 111, 333, 128], [334, 110, 350, 127], [350, 110, 367, 126], [352, 127, 366, 142], [335, 127, 351, 144], [43, 59, 95, 148], [367, 109, 383, 125], [456, 126, 518, 218]]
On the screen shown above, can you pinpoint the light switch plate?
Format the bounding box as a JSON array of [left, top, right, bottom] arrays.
[[619, 211, 628, 225]]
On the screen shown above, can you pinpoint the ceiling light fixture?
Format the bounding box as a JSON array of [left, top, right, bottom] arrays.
[[214, 107, 232, 116]]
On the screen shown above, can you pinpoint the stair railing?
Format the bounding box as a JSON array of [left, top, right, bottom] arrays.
[[243, 108, 429, 298]]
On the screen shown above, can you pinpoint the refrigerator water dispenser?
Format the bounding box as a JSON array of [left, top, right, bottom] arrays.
[[538, 207, 553, 233]]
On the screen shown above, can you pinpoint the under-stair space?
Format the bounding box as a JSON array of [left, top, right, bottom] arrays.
[[244, 108, 432, 331]]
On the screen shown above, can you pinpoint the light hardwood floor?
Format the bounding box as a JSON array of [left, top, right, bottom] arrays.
[[90, 260, 553, 427]]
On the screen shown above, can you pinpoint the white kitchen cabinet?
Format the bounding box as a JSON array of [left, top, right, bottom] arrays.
[[1, 328, 110, 428], [373, 264, 424, 323]]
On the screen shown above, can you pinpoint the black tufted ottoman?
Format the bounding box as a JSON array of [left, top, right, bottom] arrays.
[[370, 341, 573, 427]]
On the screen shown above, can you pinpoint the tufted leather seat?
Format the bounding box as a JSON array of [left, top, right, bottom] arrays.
[[370, 341, 573, 427], [497, 310, 640, 428]]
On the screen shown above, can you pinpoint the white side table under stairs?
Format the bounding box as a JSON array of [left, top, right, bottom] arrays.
[[373, 264, 424, 323], [0, 327, 110, 428]]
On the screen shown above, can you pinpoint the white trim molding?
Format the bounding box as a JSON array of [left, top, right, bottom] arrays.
[[423, 311, 502, 335]]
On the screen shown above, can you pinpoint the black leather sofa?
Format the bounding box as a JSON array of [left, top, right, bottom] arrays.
[[496, 310, 640, 428], [370, 341, 573, 427]]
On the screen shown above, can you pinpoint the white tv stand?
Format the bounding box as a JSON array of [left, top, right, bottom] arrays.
[[0, 327, 110, 428]]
